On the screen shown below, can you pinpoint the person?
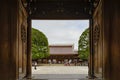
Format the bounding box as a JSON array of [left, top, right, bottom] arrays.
[[34, 61, 37, 70], [68, 59, 72, 66], [58, 61, 61, 64], [64, 59, 67, 66], [48, 59, 51, 65], [74, 59, 77, 66]]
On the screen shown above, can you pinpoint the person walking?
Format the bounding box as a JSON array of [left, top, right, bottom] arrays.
[[34, 61, 37, 70], [48, 59, 52, 65], [68, 59, 72, 66]]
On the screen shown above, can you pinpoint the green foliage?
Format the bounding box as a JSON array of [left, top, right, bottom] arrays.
[[32, 28, 50, 60], [78, 28, 89, 60]]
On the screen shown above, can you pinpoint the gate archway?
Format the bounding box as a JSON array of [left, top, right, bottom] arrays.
[[0, 0, 120, 80]]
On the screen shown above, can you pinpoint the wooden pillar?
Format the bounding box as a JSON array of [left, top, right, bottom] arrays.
[[26, 17, 32, 79], [0, 0, 19, 79], [89, 18, 95, 78]]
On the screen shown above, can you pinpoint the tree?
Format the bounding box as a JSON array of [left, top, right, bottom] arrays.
[[32, 28, 50, 60], [78, 28, 89, 60]]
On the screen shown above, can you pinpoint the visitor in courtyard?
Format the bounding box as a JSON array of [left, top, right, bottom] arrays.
[[48, 59, 52, 65], [74, 59, 77, 66], [58, 61, 61, 64], [68, 59, 72, 66], [64, 59, 69, 66], [34, 61, 37, 70]]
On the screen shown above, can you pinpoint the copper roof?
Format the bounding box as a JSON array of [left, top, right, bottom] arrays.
[[49, 44, 77, 55]]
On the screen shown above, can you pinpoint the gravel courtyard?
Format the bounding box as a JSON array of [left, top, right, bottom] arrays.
[[32, 66, 88, 80]]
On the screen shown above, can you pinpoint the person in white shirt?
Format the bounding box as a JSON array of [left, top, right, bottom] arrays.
[[48, 59, 51, 65], [68, 59, 72, 66], [34, 61, 37, 70]]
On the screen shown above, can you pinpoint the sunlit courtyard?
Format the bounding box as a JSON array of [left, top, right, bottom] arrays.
[[32, 66, 88, 80]]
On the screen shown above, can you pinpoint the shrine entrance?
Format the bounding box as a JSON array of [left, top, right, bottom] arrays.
[[28, 0, 93, 79], [0, 0, 120, 80]]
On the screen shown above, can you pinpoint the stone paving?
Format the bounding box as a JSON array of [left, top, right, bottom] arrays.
[[32, 66, 88, 80]]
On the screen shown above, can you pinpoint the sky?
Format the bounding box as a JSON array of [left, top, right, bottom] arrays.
[[32, 20, 89, 50]]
